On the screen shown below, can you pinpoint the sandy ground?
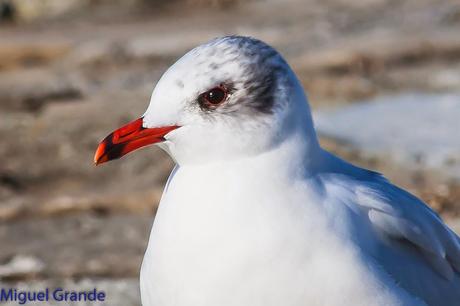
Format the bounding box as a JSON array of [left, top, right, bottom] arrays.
[[1, 0, 460, 304]]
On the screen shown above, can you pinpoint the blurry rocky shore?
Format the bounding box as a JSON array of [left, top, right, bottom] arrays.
[[1, 0, 460, 304]]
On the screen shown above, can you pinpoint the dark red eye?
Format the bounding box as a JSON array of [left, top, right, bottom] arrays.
[[199, 86, 228, 109]]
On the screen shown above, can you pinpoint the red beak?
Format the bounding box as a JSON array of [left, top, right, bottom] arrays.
[[94, 118, 179, 165]]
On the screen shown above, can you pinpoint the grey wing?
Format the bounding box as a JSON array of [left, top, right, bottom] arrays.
[[356, 180, 460, 306]]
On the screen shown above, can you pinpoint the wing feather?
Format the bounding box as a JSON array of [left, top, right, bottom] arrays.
[[357, 182, 460, 280]]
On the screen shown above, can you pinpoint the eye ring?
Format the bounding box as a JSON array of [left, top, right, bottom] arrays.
[[198, 85, 228, 109]]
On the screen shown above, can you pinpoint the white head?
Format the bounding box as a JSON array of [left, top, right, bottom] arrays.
[[95, 36, 319, 166]]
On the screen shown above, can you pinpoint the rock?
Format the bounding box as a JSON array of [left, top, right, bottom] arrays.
[[0, 214, 151, 280], [0, 255, 45, 280], [0, 67, 83, 112], [5, 0, 89, 22], [0, 43, 71, 71]]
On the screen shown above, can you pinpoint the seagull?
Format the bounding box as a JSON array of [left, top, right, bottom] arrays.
[[94, 36, 460, 306]]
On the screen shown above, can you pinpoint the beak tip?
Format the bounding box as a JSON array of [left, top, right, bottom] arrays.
[[94, 142, 107, 166], [94, 153, 108, 166]]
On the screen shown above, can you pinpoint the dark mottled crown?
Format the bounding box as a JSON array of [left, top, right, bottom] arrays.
[[188, 36, 291, 116]]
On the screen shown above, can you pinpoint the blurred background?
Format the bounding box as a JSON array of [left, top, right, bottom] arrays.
[[0, 0, 460, 304]]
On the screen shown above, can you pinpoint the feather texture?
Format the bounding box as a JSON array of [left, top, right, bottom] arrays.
[[357, 182, 460, 280]]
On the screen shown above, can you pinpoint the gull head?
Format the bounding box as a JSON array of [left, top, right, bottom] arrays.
[[94, 36, 317, 165]]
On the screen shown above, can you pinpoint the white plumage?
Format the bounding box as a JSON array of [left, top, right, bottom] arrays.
[[99, 36, 460, 306]]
